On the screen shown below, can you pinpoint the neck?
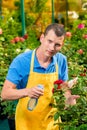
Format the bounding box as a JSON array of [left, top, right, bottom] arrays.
[[36, 48, 51, 68]]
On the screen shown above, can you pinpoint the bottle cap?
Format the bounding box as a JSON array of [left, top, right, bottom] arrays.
[[38, 84, 44, 89]]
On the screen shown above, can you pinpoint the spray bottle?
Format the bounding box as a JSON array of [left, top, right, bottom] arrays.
[[27, 84, 44, 111]]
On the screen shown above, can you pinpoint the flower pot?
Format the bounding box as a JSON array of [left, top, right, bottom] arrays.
[[0, 104, 8, 120], [8, 117, 15, 130]]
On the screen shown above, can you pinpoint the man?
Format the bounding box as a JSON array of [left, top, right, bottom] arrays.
[[1, 23, 68, 130]]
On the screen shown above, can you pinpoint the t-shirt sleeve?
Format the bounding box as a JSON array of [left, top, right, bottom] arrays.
[[57, 53, 68, 81], [60, 56, 68, 81], [6, 51, 31, 89], [6, 57, 23, 85]]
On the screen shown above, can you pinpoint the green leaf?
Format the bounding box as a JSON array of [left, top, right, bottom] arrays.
[[54, 112, 60, 121]]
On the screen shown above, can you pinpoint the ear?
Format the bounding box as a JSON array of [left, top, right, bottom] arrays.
[[61, 41, 64, 46], [40, 34, 44, 43], [62, 42, 64, 46]]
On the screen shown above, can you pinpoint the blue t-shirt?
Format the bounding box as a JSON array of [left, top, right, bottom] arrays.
[[6, 50, 68, 89]]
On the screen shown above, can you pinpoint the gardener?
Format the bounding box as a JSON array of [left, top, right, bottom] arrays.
[[1, 23, 78, 130]]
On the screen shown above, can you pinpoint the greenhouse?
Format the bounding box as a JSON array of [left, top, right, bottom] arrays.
[[0, 0, 87, 130]]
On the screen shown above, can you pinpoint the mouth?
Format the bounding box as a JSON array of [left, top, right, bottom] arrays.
[[47, 50, 54, 55]]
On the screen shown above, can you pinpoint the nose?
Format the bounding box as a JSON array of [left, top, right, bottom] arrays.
[[50, 43, 55, 51]]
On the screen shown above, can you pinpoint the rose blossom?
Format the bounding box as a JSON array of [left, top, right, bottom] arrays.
[[83, 34, 87, 39], [66, 32, 72, 37], [0, 28, 2, 34], [77, 49, 83, 55], [52, 79, 64, 93], [78, 23, 85, 29]]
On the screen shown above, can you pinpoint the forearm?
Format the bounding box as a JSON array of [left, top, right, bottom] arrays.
[[1, 80, 44, 101], [1, 87, 28, 101]]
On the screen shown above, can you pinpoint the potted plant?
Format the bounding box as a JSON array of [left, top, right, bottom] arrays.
[[1, 100, 18, 130], [0, 87, 8, 120]]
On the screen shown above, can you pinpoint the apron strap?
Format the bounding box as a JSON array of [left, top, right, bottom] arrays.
[[55, 63, 58, 75], [54, 55, 58, 75], [30, 49, 35, 73]]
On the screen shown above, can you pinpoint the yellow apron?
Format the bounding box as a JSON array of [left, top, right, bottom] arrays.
[[15, 50, 60, 130]]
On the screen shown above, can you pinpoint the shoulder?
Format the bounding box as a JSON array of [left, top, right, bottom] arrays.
[[6, 50, 33, 85], [54, 52, 68, 69], [10, 50, 33, 66], [15, 50, 33, 61], [8, 50, 33, 72], [55, 52, 67, 62], [54, 53, 68, 81]]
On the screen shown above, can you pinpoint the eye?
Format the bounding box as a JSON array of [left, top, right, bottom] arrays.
[[55, 43, 61, 47], [48, 40, 53, 43]]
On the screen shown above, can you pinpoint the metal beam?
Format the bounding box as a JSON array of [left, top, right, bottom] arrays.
[[20, 0, 26, 36], [0, 0, 2, 17], [65, 0, 68, 27], [51, 0, 55, 23]]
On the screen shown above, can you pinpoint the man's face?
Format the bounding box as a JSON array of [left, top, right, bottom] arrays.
[[40, 30, 64, 57]]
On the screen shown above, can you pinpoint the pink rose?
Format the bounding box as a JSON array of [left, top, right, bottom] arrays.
[[78, 23, 85, 29], [66, 32, 72, 37], [77, 49, 83, 55], [83, 34, 87, 39], [20, 37, 25, 42], [14, 36, 20, 43], [0, 28, 2, 34]]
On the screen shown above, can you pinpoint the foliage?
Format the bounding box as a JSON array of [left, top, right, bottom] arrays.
[[29, 0, 48, 13], [0, 15, 39, 118], [53, 76, 87, 130], [35, 0, 48, 13], [67, 20, 87, 62], [62, 19, 87, 78], [0, 14, 40, 80], [1, 100, 17, 118], [0, 3, 87, 127], [53, 20, 87, 129], [0, 0, 48, 118]]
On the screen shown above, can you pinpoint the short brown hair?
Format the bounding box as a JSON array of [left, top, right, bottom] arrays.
[[44, 23, 66, 37]]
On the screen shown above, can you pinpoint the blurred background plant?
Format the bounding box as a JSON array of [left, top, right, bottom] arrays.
[[0, 19, 40, 120], [0, 1, 87, 128], [0, 0, 47, 120], [62, 19, 87, 79]]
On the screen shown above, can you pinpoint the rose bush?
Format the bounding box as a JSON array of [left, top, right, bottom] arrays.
[[64, 21, 87, 70], [52, 20, 87, 130], [0, 16, 40, 118], [52, 77, 87, 130]]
